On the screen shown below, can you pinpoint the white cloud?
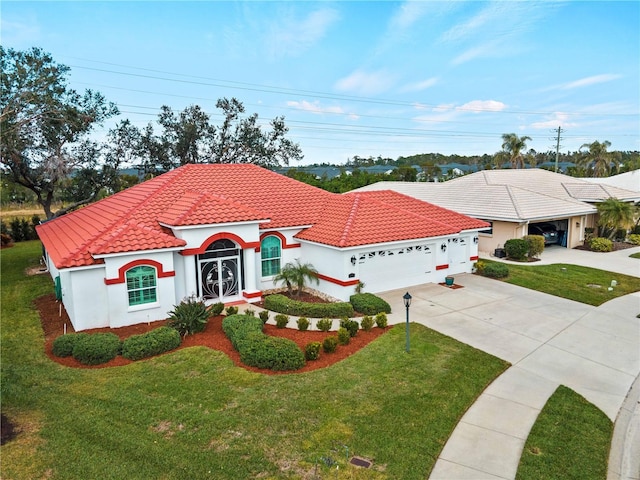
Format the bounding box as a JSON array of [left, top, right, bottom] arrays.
[[266, 7, 340, 58], [456, 100, 506, 113], [334, 70, 396, 95], [400, 77, 438, 93], [530, 112, 579, 130], [561, 74, 622, 90], [287, 100, 344, 115], [389, 1, 430, 30]]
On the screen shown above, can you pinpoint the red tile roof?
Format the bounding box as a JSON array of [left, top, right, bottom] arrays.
[[36, 164, 488, 268]]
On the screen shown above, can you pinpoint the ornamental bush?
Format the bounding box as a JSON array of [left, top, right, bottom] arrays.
[[340, 318, 359, 337], [589, 237, 613, 252], [52, 333, 89, 357], [360, 315, 374, 332], [121, 327, 181, 361], [322, 336, 338, 353], [524, 235, 545, 258], [304, 341, 321, 361], [337, 327, 351, 345], [222, 315, 264, 350], [375, 312, 388, 328], [168, 297, 210, 337], [209, 302, 225, 316], [349, 293, 391, 315], [225, 306, 239, 316], [72, 333, 121, 366], [316, 318, 333, 332], [628, 234, 640, 245], [504, 238, 529, 261], [263, 294, 354, 318], [297, 317, 310, 331], [275, 313, 289, 329], [258, 310, 270, 324], [483, 262, 509, 278]]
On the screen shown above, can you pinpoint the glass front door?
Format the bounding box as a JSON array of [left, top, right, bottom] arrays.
[[199, 257, 239, 301]]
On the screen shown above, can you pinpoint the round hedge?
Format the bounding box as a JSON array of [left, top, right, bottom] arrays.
[[52, 333, 89, 358], [72, 333, 121, 365], [121, 327, 181, 361]]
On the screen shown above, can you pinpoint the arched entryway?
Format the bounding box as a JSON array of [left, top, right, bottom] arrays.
[[196, 239, 242, 302]]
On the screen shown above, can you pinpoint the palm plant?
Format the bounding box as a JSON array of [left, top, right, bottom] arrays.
[[501, 133, 532, 169], [596, 197, 635, 240], [286, 259, 319, 297], [272, 265, 296, 296], [579, 140, 613, 177]]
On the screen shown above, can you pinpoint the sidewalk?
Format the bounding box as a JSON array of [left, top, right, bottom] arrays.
[[377, 268, 640, 479]]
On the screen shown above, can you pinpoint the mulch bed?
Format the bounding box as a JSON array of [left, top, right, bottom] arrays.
[[574, 241, 637, 252], [35, 294, 388, 375]]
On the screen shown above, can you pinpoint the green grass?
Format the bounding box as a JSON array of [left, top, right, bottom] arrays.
[[517, 385, 612, 480], [630, 252, 640, 259], [1, 241, 509, 480], [483, 260, 640, 306]]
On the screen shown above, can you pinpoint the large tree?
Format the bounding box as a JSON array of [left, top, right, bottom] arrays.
[[579, 140, 616, 178], [0, 47, 118, 219], [136, 98, 303, 175], [500, 133, 532, 169], [596, 197, 635, 239]]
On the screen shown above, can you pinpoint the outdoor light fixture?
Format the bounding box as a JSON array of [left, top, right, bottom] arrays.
[[441, 243, 447, 252], [403, 292, 412, 353], [350, 255, 356, 266], [473, 236, 479, 244]]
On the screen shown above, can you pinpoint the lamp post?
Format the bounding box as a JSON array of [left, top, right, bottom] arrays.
[[403, 292, 412, 353]]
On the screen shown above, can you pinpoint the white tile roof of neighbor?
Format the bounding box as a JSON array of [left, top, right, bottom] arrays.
[[582, 170, 640, 193], [353, 169, 640, 222]]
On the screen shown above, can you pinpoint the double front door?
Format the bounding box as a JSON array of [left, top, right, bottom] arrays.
[[197, 239, 241, 302]]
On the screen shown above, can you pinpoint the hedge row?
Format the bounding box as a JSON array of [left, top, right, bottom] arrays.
[[264, 294, 354, 318], [121, 327, 181, 361], [349, 293, 391, 315], [222, 314, 305, 371]]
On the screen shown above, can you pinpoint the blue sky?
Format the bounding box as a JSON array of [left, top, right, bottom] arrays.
[[2, 1, 639, 166]]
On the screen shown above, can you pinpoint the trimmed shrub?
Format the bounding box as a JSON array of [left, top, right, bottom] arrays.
[[258, 310, 270, 324], [304, 341, 321, 361], [316, 318, 332, 332], [375, 312, 388, 328], [52, 333, 88, 358], [337, 327, 350, 345], [275, 313, 289, 329], [361, 315, 374, 332], [297, 317, 310, 331], [589, 237, 613, 252], [524, 235, 545, 258], [340, 317, 359, 337], [483, 262, 509, 278], [222, 314, 305, 371], [349, 293, 391, 315], [322, 336, 338, 353], [168, 297, 210, 337], [263, 294, 354, 318], [244, 308, 256, 317], [504, 238, 529, 261], [121, 327, 181, 361], [72, 333, 121, 365], [628, 234, 640, 245], [225, 305, 239, 316], [474, 260, 487, 274], [209, 302, 225, 316]]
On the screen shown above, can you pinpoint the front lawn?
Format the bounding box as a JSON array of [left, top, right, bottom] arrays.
[[483, 260, 640, 306], [517, 385, 612, 480], [1, 242, 509, 479]]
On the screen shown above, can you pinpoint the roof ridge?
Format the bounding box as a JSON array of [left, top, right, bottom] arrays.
[[505, 185, 524, 218], [338, 194, 362, 247]]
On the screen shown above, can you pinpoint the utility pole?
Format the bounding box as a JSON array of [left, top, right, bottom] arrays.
[[553, 126, 563, 173]]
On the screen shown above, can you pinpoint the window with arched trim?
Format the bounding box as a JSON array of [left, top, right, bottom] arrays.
[[126, 265, 157, 306], [261, 236, 281, 277]]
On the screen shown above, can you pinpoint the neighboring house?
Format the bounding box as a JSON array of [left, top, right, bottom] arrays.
[[582, 169, 640, 193], [37, 164, 488, 331], [354, 169, 640, 254]]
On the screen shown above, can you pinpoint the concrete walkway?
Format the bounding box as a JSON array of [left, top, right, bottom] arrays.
[[377, 250, 640, 479]]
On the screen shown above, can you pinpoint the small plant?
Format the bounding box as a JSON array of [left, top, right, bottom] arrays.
[[52, 333, 88, 357], [524, 235, 545, 258], [72, 333, 121, 365], [168, 296, 210, 337], [337, 327, 351, 345], [360, 315, 374, 332], [354, 281, 365, 294], [275, 313, 290, 329], [339, 317, 358, 337], [297, 316, 310, 331], [375, 312, 388, 328], [628, 234, 640, 245], [584, 227, 595, 242], [225, 305, 239, 316], [258, 310, 270, 324], [589, 237, 613, 252], [304, 341, 321, 360], [244, 308, 256, 317], [317, 317, 332, 332], [483, 262, 509, 278], [322, 336, 338, 353], [474, 260, 487, 274], [504, 238, 529, 261], [209, 302, 225, 316]]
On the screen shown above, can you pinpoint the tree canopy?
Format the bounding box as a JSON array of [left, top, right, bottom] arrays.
[[500, 133, 532, 169], [0, 47, 119, 219]]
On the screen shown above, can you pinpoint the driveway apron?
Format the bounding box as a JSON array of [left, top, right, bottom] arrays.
[[378, 268, 640, 480]]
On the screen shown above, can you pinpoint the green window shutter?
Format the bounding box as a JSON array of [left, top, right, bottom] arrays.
[[54, 276, 62, 301]]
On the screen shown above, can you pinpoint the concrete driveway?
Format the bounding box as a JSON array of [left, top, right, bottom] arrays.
[[377, 255, 640, 479]]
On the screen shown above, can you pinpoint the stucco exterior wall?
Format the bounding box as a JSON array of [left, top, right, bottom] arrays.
[[64, 266, 110, 331], [478, 221, 523, 254]]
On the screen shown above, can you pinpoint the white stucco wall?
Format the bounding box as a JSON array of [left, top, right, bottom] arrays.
[[64, 266, 110, 331]]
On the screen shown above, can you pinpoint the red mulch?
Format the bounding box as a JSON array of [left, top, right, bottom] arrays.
[[35, 294, 388, 375]]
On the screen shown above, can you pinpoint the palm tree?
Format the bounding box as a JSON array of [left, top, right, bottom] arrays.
[[597, 197, 635, 240], [272, 265, 296, 296], [501, 133, 532, 169], [273, 259, 319, 297], [579, 140, 613, 177]]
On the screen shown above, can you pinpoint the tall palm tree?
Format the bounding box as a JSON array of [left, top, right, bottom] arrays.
[[273, 259, 319, 297], [579, 140, 612, 178], [501, 133, 532, 169], [597, 197, 635, 239]]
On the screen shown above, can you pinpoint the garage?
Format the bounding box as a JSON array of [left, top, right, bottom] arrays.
[[529, 219, 569, 247]]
